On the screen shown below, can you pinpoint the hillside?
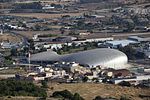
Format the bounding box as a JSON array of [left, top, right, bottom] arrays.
[[47, 83, 150, 100], [79, 0, 150, 4]]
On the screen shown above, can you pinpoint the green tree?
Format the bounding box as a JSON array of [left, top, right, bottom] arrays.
[[60, 27, 65, 34], [72, 42, 76, 49], [17, 21, 26, 28], [83, 45, 88, 50], [118, 81, 131, 87], [92, 78, 99, 83], [124, 21, 135, 32], [53, 48, 57, 52], [82, 76, 88, 82], [52, 90, 73, 99], [93, 96, 103, 100], [119, 45, 136, 60], [0, 79, 47, 97], [11, 48, 17, 56], [72, 93, 84, 100], [41, 80, 48, 88], [28, 39, 35, 50], [62, 45, 69, 52], [33, 24, 41, 31]]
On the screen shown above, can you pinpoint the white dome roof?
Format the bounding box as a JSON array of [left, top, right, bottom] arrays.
[[31, 48, 128, 69], [60, 48, 128, 69]]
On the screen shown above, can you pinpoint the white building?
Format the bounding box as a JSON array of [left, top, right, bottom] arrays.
[[111, 75, 150, 84], [106, 39, 138, 48]]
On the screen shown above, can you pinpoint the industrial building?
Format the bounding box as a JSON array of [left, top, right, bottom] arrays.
[[31, 48, 128, 69], [106, 39, 138, 48]]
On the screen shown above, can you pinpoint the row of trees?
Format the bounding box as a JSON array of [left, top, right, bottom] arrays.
[[53, 41, 98, 54], [14, 2, 42, 9], [119, 45, 145, 60]]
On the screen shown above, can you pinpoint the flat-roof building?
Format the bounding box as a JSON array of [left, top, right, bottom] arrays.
[[106, 39, 138, 48]]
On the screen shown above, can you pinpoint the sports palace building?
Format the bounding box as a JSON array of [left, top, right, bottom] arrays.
[[30, 48, 128, 69]]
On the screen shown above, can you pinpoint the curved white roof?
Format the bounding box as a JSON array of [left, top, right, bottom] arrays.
[[31, 48, 128, 69], [30, 50, 60, 61], [60, 48, 128, 69]]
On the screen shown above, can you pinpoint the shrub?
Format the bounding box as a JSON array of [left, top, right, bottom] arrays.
[[52, 90, 84, 100], [72, 93, 84, 100], [82, 76, 88, 82], [118, 81, 131, 87], [41, 80, 48, 88], [52, 90, 73, 99], [93, 96, 103, 100]]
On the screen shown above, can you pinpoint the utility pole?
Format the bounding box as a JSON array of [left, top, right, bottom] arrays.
[[0, 29, 3, 35], [28, 52, 31, 71], [28, 42, 31, 71], [0, 19, 4, 35]]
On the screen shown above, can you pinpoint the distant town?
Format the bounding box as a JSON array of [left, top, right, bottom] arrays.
[[0, 0, 150, 100]]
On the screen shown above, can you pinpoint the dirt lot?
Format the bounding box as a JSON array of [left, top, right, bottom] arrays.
[[0, 68, 26, 75], [13, 30, 62, 39], [0, 97, 38, 100], [47, 83, 150, 100], [0, 33, 21, 43], [4, 12, 83, 19]]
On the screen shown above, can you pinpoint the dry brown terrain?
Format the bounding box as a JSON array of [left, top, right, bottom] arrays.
[[13, 29, 150, 40], [0, 97, 38, 100], [0, 83, 149, 100], [15, 0, 74, 4], [0, 33, 21, 43], [4, 12, 83, 19], [47, 83, 150, 100], [0, 97, 58, 100], [13, 30, 61, 38]]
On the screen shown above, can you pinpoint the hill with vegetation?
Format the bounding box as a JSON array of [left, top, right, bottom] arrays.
[[48, 83, 150, 100], [0, 79, 47, 97]]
